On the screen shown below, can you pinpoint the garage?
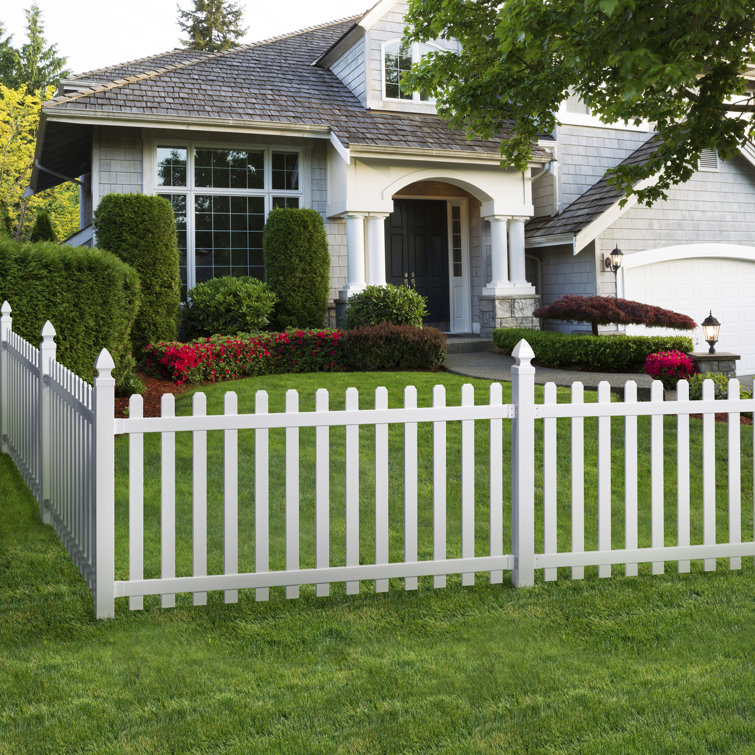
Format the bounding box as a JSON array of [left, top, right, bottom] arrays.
[[621, 245, 755, 375]]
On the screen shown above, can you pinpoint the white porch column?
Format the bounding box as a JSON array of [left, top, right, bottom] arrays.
[[365, 213, 389, 286], [482, 215, 511, 294], [508, 217, 528, 286], [341, 213, 367, 299]]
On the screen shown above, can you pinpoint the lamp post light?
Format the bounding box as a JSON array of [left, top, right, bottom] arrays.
[[701, 310, 721, 354], [604, 245, 623, 297]]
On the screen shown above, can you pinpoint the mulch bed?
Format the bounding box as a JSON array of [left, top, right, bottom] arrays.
[[115, 372, 191, 418]]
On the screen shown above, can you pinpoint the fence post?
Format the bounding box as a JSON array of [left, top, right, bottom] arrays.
[[93, 349, 116, 619], [38, 321, 57, 525], [0, 301, 10, 455], [511, 339, 536, 587]]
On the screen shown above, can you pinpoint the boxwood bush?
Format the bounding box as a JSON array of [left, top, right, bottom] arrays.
[[0, 238, 141, 387], [263, 208, 329, 329], [183, 276, 277, 338], [343, 284, 428, 329], [93, 193, 180, 353], [493, 327, 694, 372], [344, 324, 446, 371]]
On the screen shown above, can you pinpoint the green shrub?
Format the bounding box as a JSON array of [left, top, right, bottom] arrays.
[[145, 329, 346, 384], [493, 328, 694, 372], [688, 372, 753, 401], [93, 193, 180, 354], [183, 276, 277, 338], [263, 208, 329, 329], [343, 284, 428, 329], [344, 324, 446, 371], [29, 211, 56, 243], [0, 238, 141, 388]]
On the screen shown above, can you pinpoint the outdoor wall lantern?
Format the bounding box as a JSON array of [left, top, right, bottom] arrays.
[[701, 310, 721, 354], [604, 246, 624, 274]]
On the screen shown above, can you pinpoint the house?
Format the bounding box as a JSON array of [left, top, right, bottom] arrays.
[[30, 0, 755, 373]]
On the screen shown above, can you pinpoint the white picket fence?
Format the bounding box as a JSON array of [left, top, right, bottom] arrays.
[[1, 300, 754, 619]]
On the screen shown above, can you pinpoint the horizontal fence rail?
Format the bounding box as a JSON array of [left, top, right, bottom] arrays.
[[1, 298, 753, 620]]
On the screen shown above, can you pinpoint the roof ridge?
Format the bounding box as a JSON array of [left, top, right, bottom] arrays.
[[49, 14, 364, 107], [68, 47, 202, 80]]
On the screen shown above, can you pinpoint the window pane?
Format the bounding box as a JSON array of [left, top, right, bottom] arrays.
[[194, 148, 264, 189], [158, 193, 188, 295], [384, 43, 413, 100], [272, 196, 300, 209], [272, 152, 299, 191], [157, 147, 187, 187]]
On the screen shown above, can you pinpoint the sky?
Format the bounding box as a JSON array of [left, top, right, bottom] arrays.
[[3, 0, 371, 75]]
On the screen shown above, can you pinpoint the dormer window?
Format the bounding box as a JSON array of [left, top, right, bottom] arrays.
[[383, 40, 441, 102]]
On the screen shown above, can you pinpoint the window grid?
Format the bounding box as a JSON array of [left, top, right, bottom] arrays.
[[451, 205, 462, 277], [155, 145, 302, 293]]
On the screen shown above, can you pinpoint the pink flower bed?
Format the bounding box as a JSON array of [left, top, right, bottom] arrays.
[[645, 350, 697, 390]]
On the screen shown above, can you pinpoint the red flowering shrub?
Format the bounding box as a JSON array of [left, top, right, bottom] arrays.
[[645, 350, 698, 390], [533, 295, 696, 336], [144, 330, 346, 385]]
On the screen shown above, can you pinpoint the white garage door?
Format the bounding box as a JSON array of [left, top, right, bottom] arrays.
[[623, 252, 755, 375]]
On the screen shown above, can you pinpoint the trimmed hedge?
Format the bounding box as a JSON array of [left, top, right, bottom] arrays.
[[263, 208, 329, 329], [342, 284, 428, 329], [493, 328, 694, 372], [344, 324, 447, 371], [145, 330, 346, 385], [29, 211, 56, 242], [93, 193, 180, 353], [0, 238, 141, 385], [183, 276, 277, 338]]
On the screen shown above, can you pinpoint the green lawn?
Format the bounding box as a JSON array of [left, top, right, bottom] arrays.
[[2, 371, 755, 752]]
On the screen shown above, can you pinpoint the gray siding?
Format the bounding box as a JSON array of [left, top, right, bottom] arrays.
[[598, 155, 755, 293], [532, 169, 556, 217], [330, 36, 366, 105], [97, 126, 143, 198], [557, 125, 650, 211]]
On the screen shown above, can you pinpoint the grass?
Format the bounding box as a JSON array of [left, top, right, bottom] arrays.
[[2, 371, 755, 752]]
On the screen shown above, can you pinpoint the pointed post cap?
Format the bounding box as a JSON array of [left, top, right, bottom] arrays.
[[94, 348, 115, 379], [41, 320, 56, 339], [512, 338, 535, 363], [1, 301, 11, 316]]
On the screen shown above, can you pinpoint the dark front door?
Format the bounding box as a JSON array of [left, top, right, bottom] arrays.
[[385, 199, 449, 330]]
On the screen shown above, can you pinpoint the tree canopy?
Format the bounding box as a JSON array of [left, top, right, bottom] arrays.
[[0, 4, 69, 93], [404, 0, 755, 204], [177, 0, 247, 52]]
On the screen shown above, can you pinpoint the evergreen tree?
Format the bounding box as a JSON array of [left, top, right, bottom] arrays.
[[0, 23, 18, 87], [177, 0, 247, 52], [12, 3, 70, 93], [29, 209, 56, 242]]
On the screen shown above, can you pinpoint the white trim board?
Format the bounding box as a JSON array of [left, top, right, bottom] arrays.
[[620, 243, 755, 270]]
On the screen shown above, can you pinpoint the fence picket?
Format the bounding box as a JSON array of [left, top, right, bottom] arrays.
[[345, 388, 360, 595], [315, 389, 330, 597], [676, 381, 690, 574], [254, 391, 269, 602], [224, 392, 239, 603], [432, 385, 447, 589], [404, 386, 418, 591], [489, 382, 503, 585], [129, 395, 144, 611], [192, 393, 207, 606], [374, 387, 389, 593], [702, 379, 716, 572], [461, 383, 475, 586], [543, 382, 557, 582], [285, 390, 299, 600], [624, 381, 638, 577], [571, 382, 585, 580], [728, 379, 741, 571], [161, 393, 176, 608], [598, 382, 611, 578], [650, 381, 664, 575]]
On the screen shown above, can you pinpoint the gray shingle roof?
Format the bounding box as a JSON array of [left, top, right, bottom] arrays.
[[45, 17, 550, 158], [526, 135, 658, 239]]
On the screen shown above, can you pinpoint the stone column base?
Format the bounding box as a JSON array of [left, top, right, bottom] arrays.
[[479, 293, 541, 339], [687, 352, 740, 378]]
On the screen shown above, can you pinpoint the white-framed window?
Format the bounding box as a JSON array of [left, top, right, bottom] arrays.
[[382, 40, 442, 102], [149, 143, 303, 294]]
